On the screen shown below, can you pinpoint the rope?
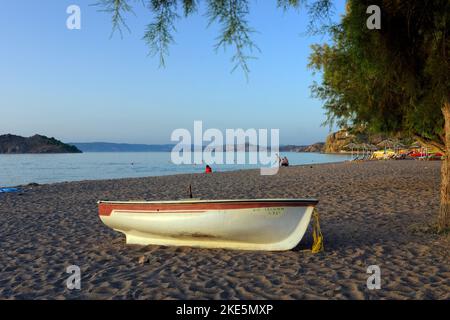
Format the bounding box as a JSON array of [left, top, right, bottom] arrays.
[[311, 208, 324, 253]]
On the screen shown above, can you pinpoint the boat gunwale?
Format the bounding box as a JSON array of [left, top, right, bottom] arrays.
[[97, 198, 319, 205]]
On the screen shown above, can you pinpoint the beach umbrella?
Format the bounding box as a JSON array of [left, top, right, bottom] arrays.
[[358, 143, 368, 159], [365, 143, 378, 151], [391, 138, 403, 146], [377, 139, 396, 149], [387, 140, 406, 153], [343, 143, 359, 159], [360, 143, 377, 159], [354, 143, 372, 159], [376, 139, 396, 159], [346, 143, 365, 159], [377, 139, 399, 157]]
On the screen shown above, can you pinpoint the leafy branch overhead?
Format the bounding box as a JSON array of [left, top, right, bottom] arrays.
[[95, 0, 334, 76]]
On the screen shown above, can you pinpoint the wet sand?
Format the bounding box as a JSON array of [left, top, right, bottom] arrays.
[[0, 160, 449, 299]]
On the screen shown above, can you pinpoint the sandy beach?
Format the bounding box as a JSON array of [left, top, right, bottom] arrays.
[[0, 160, 449, 299]]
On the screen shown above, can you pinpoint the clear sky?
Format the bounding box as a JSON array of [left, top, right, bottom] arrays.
[[0, 0, 346, 145]]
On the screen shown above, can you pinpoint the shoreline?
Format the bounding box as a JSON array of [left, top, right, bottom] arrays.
[[11, 160, 351, 189], [0, 160, 448, 299], [1, 155, 352, 189]]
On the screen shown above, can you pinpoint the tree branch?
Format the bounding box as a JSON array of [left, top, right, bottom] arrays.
[[413, 134, 445, 153]]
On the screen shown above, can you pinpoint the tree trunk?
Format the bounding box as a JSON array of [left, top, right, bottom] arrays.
[[439, 101, 450, 232]]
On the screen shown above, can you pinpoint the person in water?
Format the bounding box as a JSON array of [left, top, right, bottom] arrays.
[[205, 165, 212, 173]]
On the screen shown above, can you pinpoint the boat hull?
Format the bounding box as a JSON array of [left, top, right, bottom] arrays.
[[98, 199, 318, 251]]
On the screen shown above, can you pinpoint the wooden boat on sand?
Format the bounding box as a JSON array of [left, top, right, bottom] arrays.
[[98, 198, 319, 251]]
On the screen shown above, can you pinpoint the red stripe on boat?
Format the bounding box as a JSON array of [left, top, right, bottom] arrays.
[[98, 201, 318, 216]]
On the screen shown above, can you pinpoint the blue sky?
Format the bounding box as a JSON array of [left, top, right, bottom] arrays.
[[0, 0, 345, 145]]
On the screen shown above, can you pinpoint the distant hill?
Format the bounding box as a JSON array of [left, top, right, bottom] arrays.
[[71, 142, 264, 152], [71, 142, 175, 152], [280, 143, 325, 153], [0, 134, 82, 154], [71, 142, 325, 153]]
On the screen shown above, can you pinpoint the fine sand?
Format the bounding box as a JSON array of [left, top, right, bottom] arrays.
[[0, 160, 449, 299]]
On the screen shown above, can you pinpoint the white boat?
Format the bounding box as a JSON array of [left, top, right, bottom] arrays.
[[98, 198, 319, 251]]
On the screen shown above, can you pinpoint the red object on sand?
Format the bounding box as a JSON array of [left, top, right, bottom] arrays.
[[205, 166, 212, 173], [410, 152, 443, 158]]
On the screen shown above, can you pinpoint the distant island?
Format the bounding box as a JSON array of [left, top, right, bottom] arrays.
[[71, 142, 265, 152], [71, 142, 326, 153], [0, 134, 81, 154]]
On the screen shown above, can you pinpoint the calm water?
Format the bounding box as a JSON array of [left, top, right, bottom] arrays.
[[0, 152, 351, 187]]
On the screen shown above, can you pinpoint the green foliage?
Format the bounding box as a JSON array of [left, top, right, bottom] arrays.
[[95, 0, 333, 76], [206, 0, 259, 76], [182, 0, 198, 16], [276, 0, 301, 10], [143, 0, 179, 67], [93, 0, 135, 37], [309, 0, 450, 147]]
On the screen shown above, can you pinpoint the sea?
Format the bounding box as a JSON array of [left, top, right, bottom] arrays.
[[0, 152, 352, 187]]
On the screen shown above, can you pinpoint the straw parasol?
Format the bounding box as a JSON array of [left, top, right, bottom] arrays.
[[391, 141, 407, 154], [377, 139, 396, 149], [365, 143, 379, 151], [359, 143, 377, 159], [344, 142, 362, 159]]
